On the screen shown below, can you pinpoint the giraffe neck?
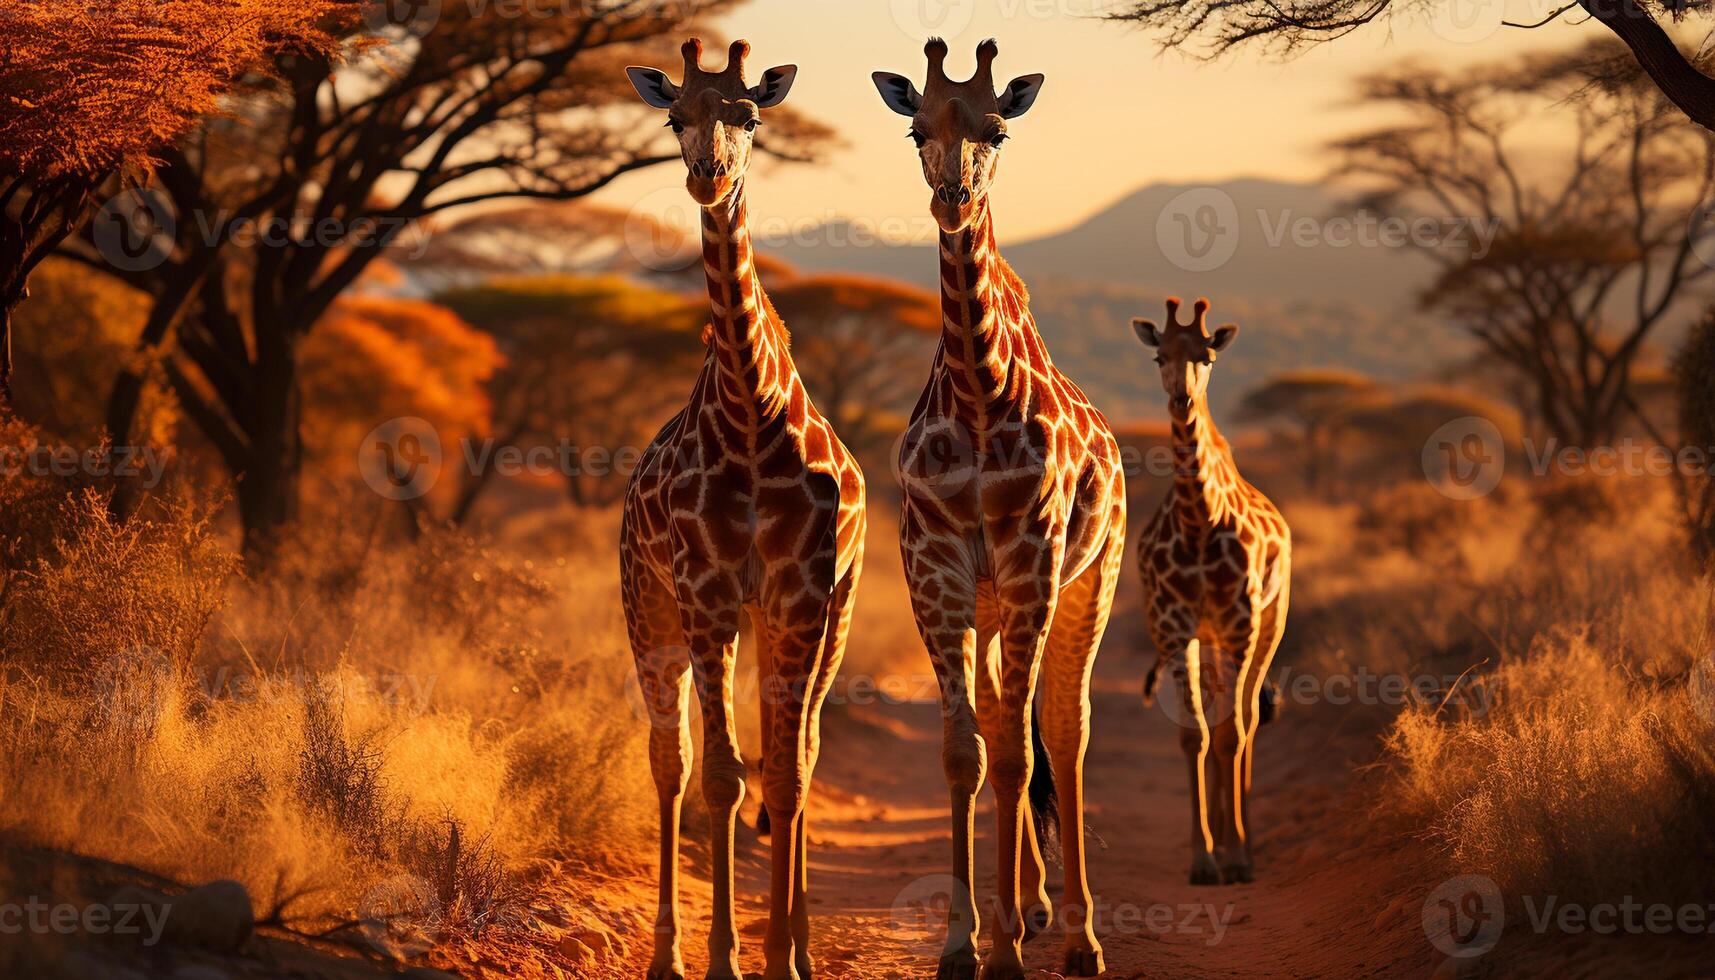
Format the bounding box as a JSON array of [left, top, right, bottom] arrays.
[[1170, 396, 1239, 527], [937, 199, 1028, 421], [700, 180, 794, 425]]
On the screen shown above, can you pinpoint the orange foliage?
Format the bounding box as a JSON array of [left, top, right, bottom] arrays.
[[301, 295, 504, 478], [0, 0, 340, 179]]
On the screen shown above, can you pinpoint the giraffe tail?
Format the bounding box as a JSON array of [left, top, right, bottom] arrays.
[[1028, 708, 1059, 856], [1140, 652, 1171, 709]]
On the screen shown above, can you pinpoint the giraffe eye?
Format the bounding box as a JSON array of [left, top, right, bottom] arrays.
[[666, 119, 685, 135], [988, 132, 1008, 148], [743, 118, 759, 132], [907, 128, 926, 148]]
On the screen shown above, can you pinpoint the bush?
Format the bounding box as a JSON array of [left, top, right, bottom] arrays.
[[1677, 310, 1715, 564]]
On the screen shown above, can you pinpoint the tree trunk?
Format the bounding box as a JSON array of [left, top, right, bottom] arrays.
[[236, 332, 304, 564], [0, 295, 16, 408], [1583, 0, 1715, 134]]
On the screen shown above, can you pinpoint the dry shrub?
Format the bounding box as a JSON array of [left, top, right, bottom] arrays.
[[1370, 474, 1715, 907], [0, 418, 653, 975], [1, 490, 233, 689]]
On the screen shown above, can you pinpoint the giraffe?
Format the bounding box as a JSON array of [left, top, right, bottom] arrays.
[[620, 39, 866, 980], [1131, 297, 1291, 887], [872, 38, 1126, 980]]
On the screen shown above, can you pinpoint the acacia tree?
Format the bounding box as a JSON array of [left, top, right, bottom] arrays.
[[437, 274, 705, 517], [1113, 0, 1715, 134], [74, 2, 830, 559], [1237, 369, 1376, 490], [0, 0, 334, 404], [1330, 43, 1715, 445], [768, 272, 941, 460]]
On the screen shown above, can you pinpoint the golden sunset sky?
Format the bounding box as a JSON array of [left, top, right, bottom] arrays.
[[592, 0, 1628, 240]]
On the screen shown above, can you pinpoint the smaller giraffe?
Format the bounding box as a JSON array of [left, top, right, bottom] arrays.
[[1132, 297, 1290, 886]]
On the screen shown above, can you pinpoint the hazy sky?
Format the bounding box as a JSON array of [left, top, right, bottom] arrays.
[[592, 0, 1606, 240]]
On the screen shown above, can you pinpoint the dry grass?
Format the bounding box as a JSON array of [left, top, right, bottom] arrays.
[[0, 419, 656, 975], [1347, 474, 1715, 908]]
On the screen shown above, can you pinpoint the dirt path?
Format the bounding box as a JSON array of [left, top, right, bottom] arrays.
[[661, 639, 1435, 980]]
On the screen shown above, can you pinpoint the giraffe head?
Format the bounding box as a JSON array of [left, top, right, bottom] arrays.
[[871, 38, 1045, 234], [1132, 297, 1240, 421], [627, 38, 798, 208]]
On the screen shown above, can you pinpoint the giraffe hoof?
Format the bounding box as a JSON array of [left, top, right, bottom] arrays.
[[1222, 861, 1255, 884], [1190, 853, 1221, 885], [1062, 945, 1105, 977], [1021, 899, 1053, 942], [978, 958, 1026, 980], [647, 968, 686, 980], [936, 951, 979, 980]]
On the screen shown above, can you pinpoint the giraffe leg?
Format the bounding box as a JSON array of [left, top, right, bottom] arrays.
[[982, 598, 1053, 980], [1173, 638, 1221, 885], [688, 620, 746, 980], [973, 626, 1051, 946], [1215, 631, 1259, 885], [1227, 569, 1290, 883], [1040, 525, 1121, 976], [624, 568, 692, 980], [792, 557, 861, 980], [925, 618, 984, 980]]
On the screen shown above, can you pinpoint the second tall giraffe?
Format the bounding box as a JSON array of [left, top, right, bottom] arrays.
[[874, 38, 1126, 980]]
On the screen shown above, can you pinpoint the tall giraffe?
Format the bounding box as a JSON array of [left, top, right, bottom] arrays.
[[873, 38, 1125, 980], [621, 39, 865, 980], [1131, 297, 1291, 887]]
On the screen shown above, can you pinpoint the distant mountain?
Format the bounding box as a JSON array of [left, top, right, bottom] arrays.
[[769, 178, 1462, 419], [769, 177, 1442, 312], [402, 179, 1472, 420]]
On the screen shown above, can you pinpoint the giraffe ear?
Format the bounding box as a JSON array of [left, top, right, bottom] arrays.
[[872, 71, 923, 117], [751, 65, 797, 108], [1210, 323, 1240, 351], [1132, 317, 1162, 349], [998, 74, 1045, 119], [626, 66, 679, 109]]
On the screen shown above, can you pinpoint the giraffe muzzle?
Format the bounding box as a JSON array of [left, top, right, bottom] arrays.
[[690, 159, 728, 179], [935, 183, 973, 205]]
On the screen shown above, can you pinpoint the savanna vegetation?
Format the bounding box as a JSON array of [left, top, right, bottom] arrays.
[[0, 3, 1711, 979]]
